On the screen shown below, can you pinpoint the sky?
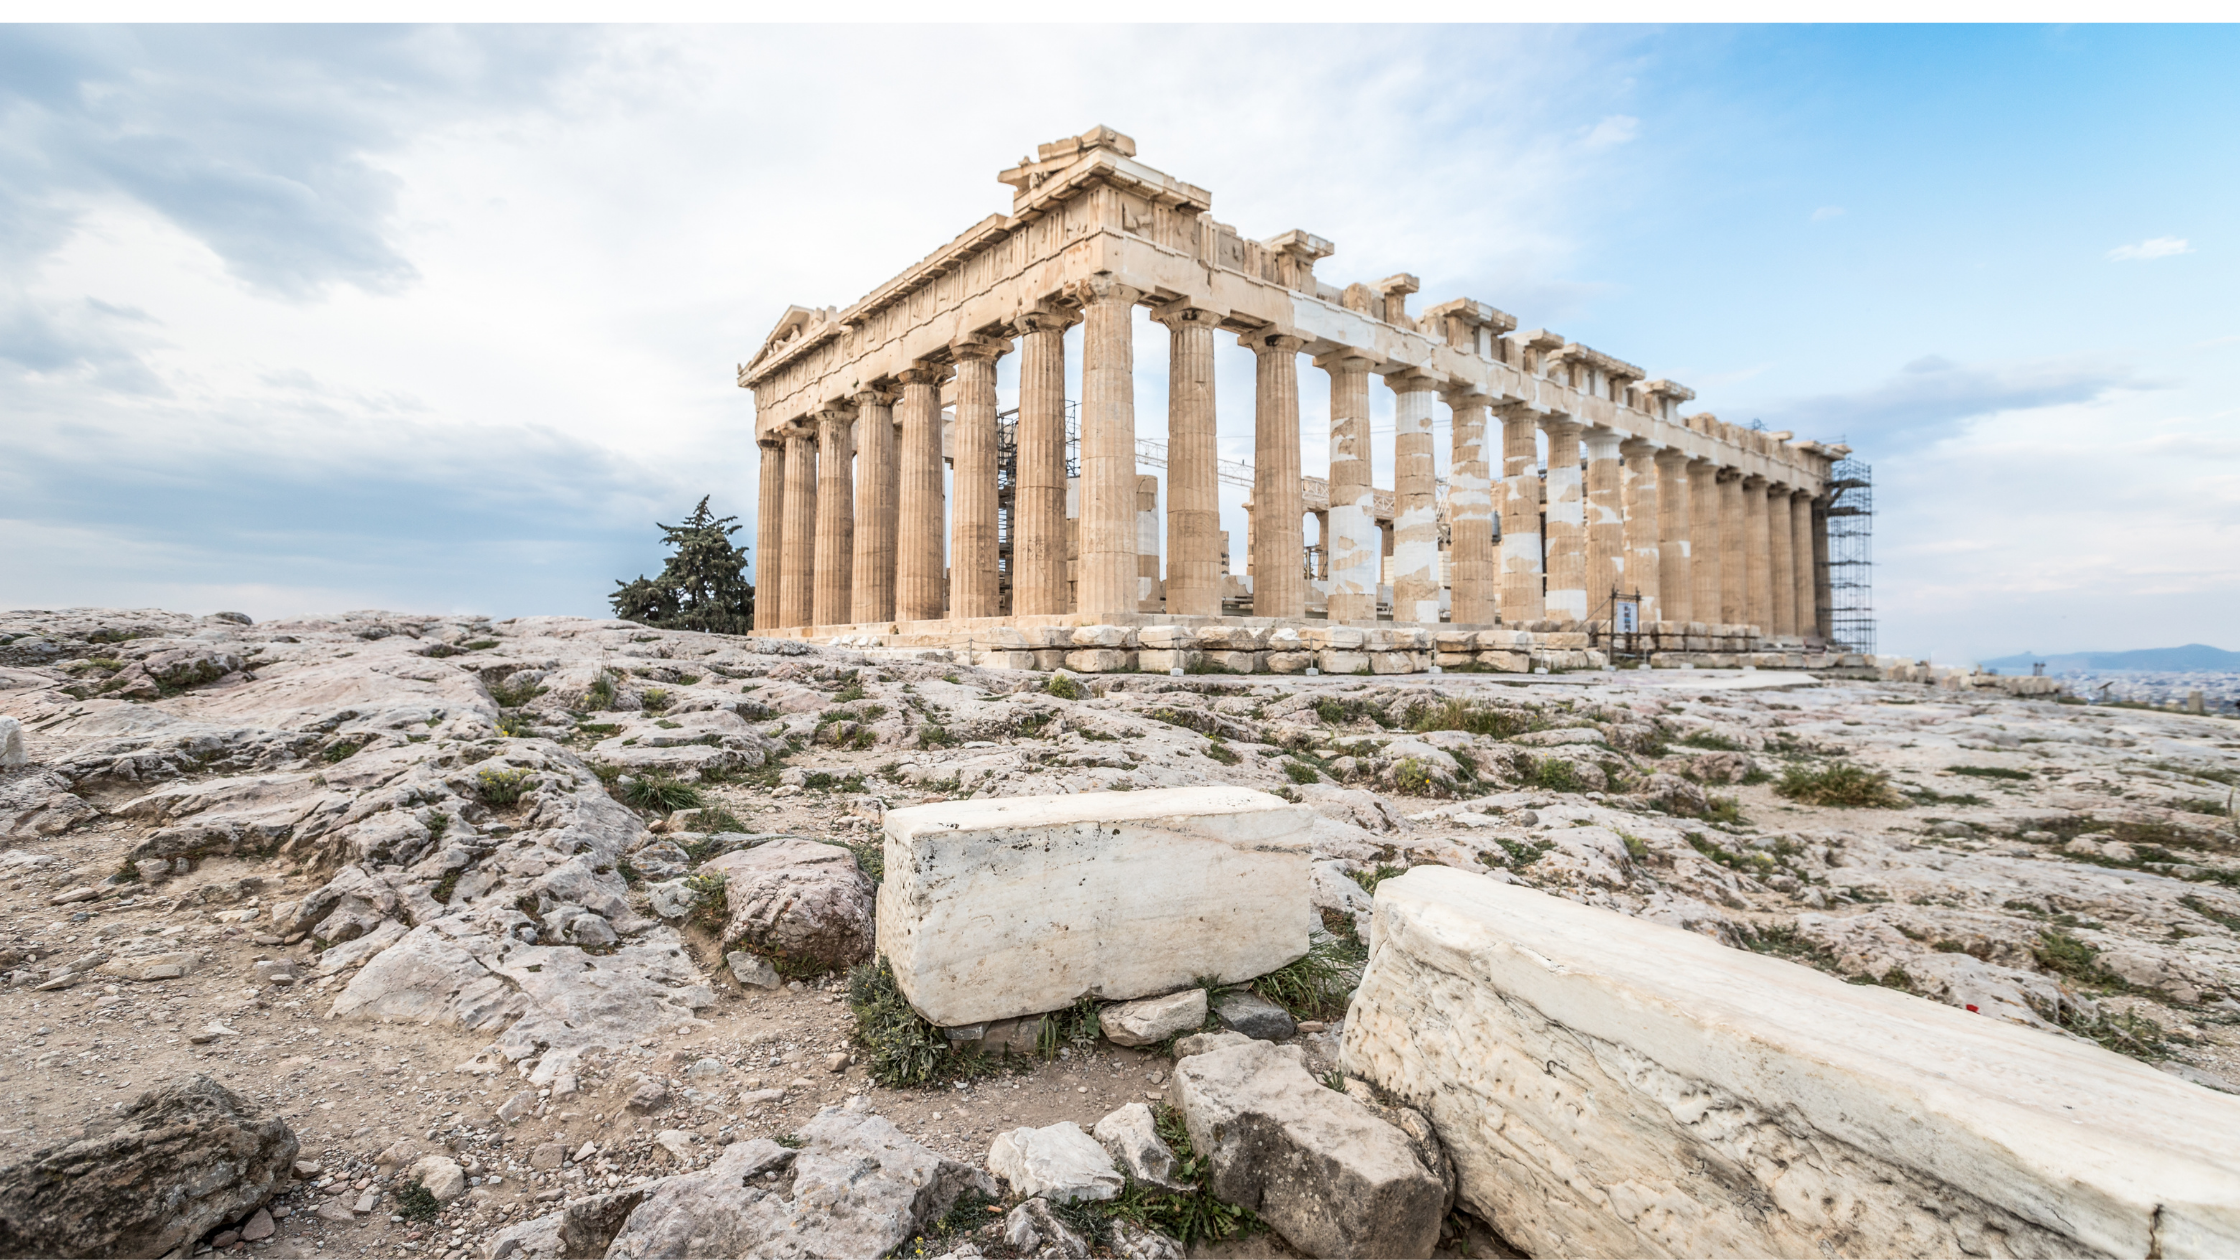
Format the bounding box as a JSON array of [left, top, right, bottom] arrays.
[[2, 24, 2234, 663]]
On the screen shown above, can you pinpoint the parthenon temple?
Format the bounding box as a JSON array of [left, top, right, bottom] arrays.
[[741, 126, 1859, 675]]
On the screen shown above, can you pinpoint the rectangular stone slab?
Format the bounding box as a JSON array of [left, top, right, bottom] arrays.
[[878, 786, 1314, 1027], [1343, 867, 2240, 1259]]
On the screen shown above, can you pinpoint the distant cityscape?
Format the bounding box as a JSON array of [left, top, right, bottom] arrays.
[[1971, 644, 2240, 715]]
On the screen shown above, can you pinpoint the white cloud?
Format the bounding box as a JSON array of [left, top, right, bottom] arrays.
[[1581, 114, 1640, 148], [2107, 236, 2192, 261], [1810, 205, 1845, 221]]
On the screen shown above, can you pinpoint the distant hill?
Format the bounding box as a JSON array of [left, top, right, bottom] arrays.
[[1979, 644, 2240, 672]]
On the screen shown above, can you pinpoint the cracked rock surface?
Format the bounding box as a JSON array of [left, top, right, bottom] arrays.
[[3, 606, 2238, 1258]]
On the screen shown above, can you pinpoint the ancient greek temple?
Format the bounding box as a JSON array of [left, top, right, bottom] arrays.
[[740, 127, 1854, 674]]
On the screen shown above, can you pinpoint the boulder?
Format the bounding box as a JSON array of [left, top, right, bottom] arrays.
[[0, 1073, 298, 1259], [703, 838, 875, 970], [727, 950, 781, 990], [1213, 990, 1296, 1041], [1174, 1039, 1446, 1258], [1341, 867, 2240, 1259], [487, 1188, 650, 1260], [0, 716, 23, 767], [601, 1107, 996, 1259], [1099, 989, 1206, 1047], [407, 1154, 467, 1204], [878, 787, 1316, 1026], [1093, 1102, 1188, 1193], [1005, 1197, 1090, 1258], [987, 1122, 1124, 1203]]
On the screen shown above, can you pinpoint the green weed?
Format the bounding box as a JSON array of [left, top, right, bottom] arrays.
[[620, 773, 703, 814], [1777, 762, 1903, 807], [1949, 765, 2032, 780], [475, 768, 532, 807], [1045, 674, 1084, 700], [1253, 935, 1364, 1019]]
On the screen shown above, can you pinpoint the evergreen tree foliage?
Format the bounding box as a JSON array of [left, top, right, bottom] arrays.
[[610, 497, 755, 634]]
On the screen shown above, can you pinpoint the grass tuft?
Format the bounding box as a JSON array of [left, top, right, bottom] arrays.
[[475, 768, 532, 807], [1776, 762, 1904, 807]]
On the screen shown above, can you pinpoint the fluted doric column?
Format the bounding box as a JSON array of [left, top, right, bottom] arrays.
[[1012, 305, 1074, 616], [1811, 496, 1832, 639], [1388, 371, 1440, 624], [895, 364, 949, 622], [811, 404, 856, 628], [1541, 416, 1586, 623], [1243, 328, 1306, 619], [1718, 468, 1748, 625], [1317, 350, 1378, 622], [779, 424, 817, 629], [1654, 449, 1691, 624], [1446, 387, 1495, 625], [1073, 278, 1143, 618], [1584, 426, 1625, 617], [1768, 482, 1796, 637], [1792, 490, 1817, 639], [949, 334, 1008, 620], [849, 386, 899, 624], [1621, 439, 1661, 625], [1497, 403, 1544, 623], [1688, 460, 1722, 625], [754, 438, 784, 631], [1154, 302, 1221, 618], [1743, 475, 1773, 633]]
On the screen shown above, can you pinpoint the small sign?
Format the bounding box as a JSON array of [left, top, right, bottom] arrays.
[[1614, 595, 1640, 634]]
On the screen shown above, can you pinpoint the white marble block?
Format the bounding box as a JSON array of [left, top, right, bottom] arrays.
[[878, 786, 1315, 1027], [1342, 867, 2240, 1259]]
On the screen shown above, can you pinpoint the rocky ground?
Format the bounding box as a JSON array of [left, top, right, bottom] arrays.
[[2, 606, 2236, 1259]]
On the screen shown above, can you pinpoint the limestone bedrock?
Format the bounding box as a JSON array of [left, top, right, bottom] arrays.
[[877, 785, 1315, 1027], [1342, 867, 2240, 1259]]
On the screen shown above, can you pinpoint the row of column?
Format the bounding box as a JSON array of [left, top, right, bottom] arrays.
[[755, 291, 1824, 638]]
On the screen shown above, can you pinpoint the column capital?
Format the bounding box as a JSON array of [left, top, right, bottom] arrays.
[[1653, 445, 1691, 467], [1239, 328, 1304, 355], [1065, 275, 1143, 309], [949, 333, 1011, 363], [1619, 436, 1661, 460], [1441, 383, 1492, 408], [1538, 412, 1582, 437], [1741, 472, 1768, 489], [1493, 398, 1545, 422], [1381, 368, 1438, 395], [1311, 347, 1376, 372], [815, 399, 858, 420], [1014, 305, 1079, 336], [1149, 299, 1222, 332], [1716, 465, 1744, 483], [897, 362, 952, 387], [852, 384, 899, 409]]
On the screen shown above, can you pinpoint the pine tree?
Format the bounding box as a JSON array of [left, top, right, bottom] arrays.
[[609, 497, 755, 634]]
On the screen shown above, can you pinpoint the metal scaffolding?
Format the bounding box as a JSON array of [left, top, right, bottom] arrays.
[[1819, 455, 1874, 656]]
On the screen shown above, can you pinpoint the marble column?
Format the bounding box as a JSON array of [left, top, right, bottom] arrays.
[[812, 404, 856, 628], [1688, 460, 1722, 625], [1541, 416, 1586, 623], [895, 364, 949, 622], [1812, 496, 1832, 640], [1768, 482, 1796, 637], [754, 438, 784, 632], [1792, 490, 1818, 639], [1743, 476, 1773, 633], [1012, 306, 1073, 616], [780, 425, 817, 629], [1155, 302, 1221, 618], [849, 386, 898, 624], [1243, 328, 1306, 619], [1388, 372, 1440, 624], [1318, 350, 1378, 622], [1497, 404, 1545, 623], [949, 335, 1008, 620], [1584, 426, 1624, 618], [1718, 469, 1748, 625], [1073, 278, 1143, 619], [1446, 388, 1495, 625], [1620, 439, 1661, 625], [1655, 449, 1691, 624]]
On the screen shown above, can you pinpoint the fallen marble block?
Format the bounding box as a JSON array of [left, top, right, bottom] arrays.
[[878, 786, 1315, 1027], [1342, 866, 2240, 1259]]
